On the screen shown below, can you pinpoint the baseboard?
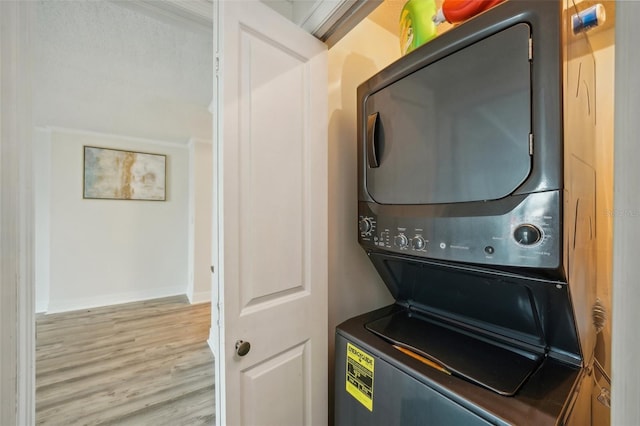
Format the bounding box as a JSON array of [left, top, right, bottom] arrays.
[[45, 286, 185, 314], [187, 290, 211, 305], [207, 327, 217, 356]]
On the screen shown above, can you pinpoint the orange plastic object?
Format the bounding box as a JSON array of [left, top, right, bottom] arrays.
[[440, 0, 505, 24]]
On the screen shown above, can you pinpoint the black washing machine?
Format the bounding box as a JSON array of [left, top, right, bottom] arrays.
[[335, 0, 600, 424]]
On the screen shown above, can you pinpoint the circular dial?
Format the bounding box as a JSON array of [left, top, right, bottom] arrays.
[[359, 218, 373, 234], [394, 234, 409, 248], [411, 236, 426, 250], [513, 224, 542, 246]]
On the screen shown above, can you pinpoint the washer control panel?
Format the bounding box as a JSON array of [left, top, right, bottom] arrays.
[[358, 191, 561, 269]]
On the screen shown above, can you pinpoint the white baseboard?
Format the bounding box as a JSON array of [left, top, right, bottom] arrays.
[[187, 290, 211, 304], [207, 327, 217, 356], [45, 286, 185, 314]]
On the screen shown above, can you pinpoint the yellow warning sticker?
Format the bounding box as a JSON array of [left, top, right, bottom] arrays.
[[346, 343, 374, 411]]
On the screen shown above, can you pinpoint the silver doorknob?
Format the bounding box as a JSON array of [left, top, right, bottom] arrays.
[[235, 340, 251, 357]]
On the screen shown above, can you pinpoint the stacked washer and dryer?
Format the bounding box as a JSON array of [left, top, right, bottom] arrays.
[[335, 1, 601, 424]]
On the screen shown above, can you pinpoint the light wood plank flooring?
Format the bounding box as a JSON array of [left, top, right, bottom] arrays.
[[36, 295, 215, 426]]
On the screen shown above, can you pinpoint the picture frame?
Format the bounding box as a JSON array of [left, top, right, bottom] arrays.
[[83, 146, 167, 201]]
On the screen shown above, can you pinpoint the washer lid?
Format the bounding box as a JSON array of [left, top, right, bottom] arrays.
[[366, 309, 543, 396]]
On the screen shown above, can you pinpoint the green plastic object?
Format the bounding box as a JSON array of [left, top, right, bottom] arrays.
[[399, 0, 438, 55]]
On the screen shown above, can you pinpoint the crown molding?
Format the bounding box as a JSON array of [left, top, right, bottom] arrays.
[[110, 0, 213, 34], [290, 0, 381, 47], [113, 0, 374, 47]]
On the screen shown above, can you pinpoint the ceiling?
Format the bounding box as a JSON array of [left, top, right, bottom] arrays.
[[33, 0, 213, 144]]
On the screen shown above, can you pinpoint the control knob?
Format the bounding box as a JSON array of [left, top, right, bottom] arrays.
[[394, 234, 409, 248], [359, 217, 374, 235], [514, 224, 542, 246], [412, 236, 426, 250]]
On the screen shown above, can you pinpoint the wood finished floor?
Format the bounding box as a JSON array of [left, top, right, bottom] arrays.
[[36, 296, 215, 426]]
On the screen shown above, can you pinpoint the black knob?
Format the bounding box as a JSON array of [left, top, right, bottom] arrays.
[[514, 224, 542, 246], [412, 236, 426, 250], [394, 234, 409, 248], [359, 218, 372, 234]]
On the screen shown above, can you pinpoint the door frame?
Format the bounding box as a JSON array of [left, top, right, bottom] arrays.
[[611, 2, 640, 424], [0, 2, 35, 425]]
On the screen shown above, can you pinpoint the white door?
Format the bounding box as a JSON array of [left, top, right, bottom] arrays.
[[212, 1, 328, 425]]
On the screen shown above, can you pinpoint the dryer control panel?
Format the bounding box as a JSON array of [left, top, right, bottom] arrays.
[[358, 191, 561, 269]]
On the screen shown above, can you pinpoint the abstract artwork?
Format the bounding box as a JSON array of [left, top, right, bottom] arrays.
[[83, 146, 166, 201]]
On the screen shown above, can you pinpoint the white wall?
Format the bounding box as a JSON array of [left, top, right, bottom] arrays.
[[327, 17, 399, 417], [187, 139, 213, 304], [32, 0, 213, 313], [41, 128, 189, 313]]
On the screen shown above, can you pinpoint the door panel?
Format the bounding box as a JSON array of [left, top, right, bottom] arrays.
[[240, 29, 307, 308], [213, 1, 328, 425], [241, 342, 308, 425]]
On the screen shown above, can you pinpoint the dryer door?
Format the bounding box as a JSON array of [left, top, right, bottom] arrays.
[[364, 23, 532, 205]]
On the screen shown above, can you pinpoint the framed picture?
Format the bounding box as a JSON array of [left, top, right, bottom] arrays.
[[83, 146, 166, 201]]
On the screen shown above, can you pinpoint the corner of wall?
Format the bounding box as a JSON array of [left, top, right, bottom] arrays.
[[187, 138, 196, 303], [327, 14, 399, 423], [187, 290, 212, 305], [34, 127, 52, 314]]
